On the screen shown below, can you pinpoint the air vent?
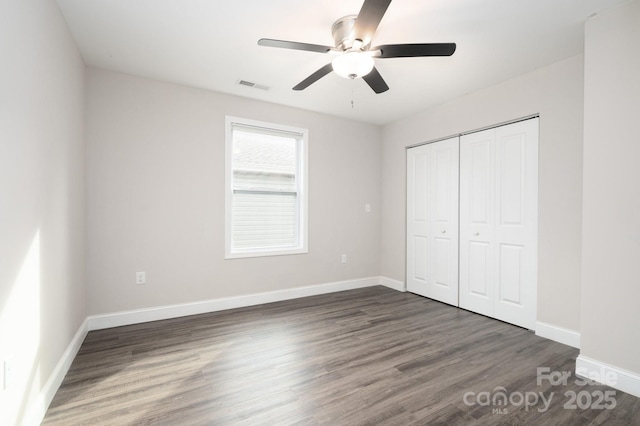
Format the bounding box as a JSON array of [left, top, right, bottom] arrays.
[[237, 80, 270, 91]]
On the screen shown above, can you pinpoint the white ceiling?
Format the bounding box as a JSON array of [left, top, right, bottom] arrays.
[[55, 0, 628, 125]]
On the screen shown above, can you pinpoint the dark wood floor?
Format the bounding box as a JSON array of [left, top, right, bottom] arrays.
[[43, 286, 639, 425]]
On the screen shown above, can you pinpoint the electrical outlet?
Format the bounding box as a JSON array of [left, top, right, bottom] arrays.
[[136, 271, 146, 285], [341, 254, 347, 264], [365, 203, 371, 213]]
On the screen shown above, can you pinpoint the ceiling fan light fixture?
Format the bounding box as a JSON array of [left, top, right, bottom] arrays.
[[332, 51, 374, 79]]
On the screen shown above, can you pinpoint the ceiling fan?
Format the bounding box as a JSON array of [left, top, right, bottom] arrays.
[[257, 0, 456, 94]]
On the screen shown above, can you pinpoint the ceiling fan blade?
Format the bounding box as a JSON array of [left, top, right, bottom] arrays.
[[352, 0, 392, 45], [373, 43, 457, 58], [293, 63, 334, 90], [362, 67, 389, 94], [258, 38, 335, 54]]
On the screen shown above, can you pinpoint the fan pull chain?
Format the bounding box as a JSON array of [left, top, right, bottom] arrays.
[[351, 81, 355, 109]]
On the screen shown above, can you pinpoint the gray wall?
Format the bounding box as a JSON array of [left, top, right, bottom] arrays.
[[0, 1, 86, 424], [380, 55, 585, 333], [86, 68, 382, 315], [581, 0, 640, 375]]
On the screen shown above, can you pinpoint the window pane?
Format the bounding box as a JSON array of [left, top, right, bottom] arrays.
[[233, 170, 295, 192], [233, 129, 296, 173], [232, 191, 298, 250]]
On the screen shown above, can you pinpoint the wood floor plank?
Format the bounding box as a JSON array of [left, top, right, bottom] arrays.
[[43, 286, 640, 425]]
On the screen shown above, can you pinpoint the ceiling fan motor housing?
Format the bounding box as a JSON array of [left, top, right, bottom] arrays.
[[331, 15, 359, 50]]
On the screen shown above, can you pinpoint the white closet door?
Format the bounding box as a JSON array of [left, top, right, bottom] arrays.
[[493, 120, 538, 328], [459, 130, 495, 317], [428, 139, 459, 305], [407, 137, 459, 306], [459, 118, 538, 329], [407, 144, 430, 297]]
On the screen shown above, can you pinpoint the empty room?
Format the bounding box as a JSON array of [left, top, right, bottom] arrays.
[[1, 0, 639, 424]]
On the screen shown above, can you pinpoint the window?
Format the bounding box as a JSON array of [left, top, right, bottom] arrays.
[[225, 116, 308, 258]]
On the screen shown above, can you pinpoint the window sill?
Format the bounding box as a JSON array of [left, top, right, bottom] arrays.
[[225, 247, 308, 260]]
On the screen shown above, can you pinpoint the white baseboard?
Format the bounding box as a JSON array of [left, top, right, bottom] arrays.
[[379, 276, 406, 292], [88, 277, 383, 331], [576, 355, 640, 398], [26, 318, 88, 426], [535, 321, 580, 348]]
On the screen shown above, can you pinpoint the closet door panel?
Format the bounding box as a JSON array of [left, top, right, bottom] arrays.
[[434, 237, 451, 281], [429, 139, 459, 305], [498, 243, 524, 305], [498, 135, 526, 227], [413, 236, 428, 282], [407, 137, 459, 306], [460, 129, 495, 316], [494, 119, 538, 329], [468, 241, 490, 293], [469, 140, 492, 226], [406, 145, 431, 296]]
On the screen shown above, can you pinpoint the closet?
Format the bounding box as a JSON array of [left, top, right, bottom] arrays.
[[406, 118, 538, 329]]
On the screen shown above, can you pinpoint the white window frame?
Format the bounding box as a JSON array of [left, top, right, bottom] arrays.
[[225, 116, 309, 259]]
